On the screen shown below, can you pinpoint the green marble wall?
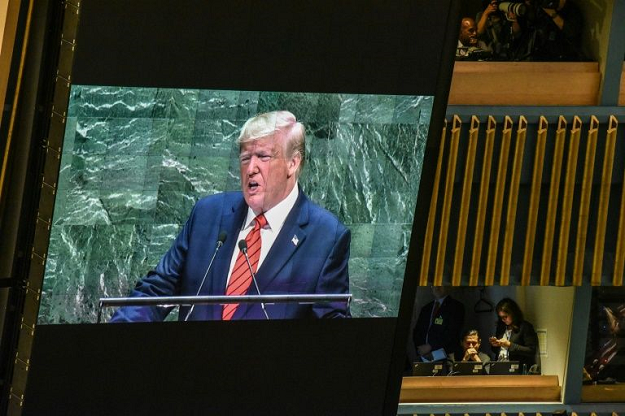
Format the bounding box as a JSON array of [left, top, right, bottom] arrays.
[[39, 87, 433, 323]]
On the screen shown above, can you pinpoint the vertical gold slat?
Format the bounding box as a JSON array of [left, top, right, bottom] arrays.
[[486, 116, 513, 285], [592, 115, 618, 285], [522, 116, 549, 285], [0, 0, 35, 210], [420, 120, 447, 286], [613, 117, 625, 286], [452, 116, 480, 286], [469, 116, 497, 286], [573, 116, 599, 286], [500, 116, 527, 286], [540, 116, 567, 285], [555, 116, 582, 286], [434, 115, 462, 286]]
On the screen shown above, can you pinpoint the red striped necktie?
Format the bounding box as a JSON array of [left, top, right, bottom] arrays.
[[222, 214, 268, 320]]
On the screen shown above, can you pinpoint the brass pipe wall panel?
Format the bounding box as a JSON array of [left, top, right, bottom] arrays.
[[573, 116, 599, 286], [591, 116, 618, 285], [486, 116, 513, 286], [435, 115, 462, 286], [420, 121, 447, 286], [614, 120, 625, 285], [0, 0, 33, 214], [540, 116, 567, 285], [7, 3, 81, 416], [501, 117, 527, 286], [522, 117, 549, 285], [555, 116, 582, 286], [470, 116, 497, 286], [452, 116, 480, 286]]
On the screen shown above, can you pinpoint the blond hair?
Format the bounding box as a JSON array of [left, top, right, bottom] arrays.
[[238, 111, 306, 174]]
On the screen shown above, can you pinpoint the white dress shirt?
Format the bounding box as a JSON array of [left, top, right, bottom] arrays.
[[225, 184, 300, 287]]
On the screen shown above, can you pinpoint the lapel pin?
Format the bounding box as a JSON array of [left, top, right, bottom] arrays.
[[291, 235, 299, 246]]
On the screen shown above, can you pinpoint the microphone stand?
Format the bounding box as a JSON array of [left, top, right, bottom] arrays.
[[239, 240, 270, 320], [184, 234, 226, 321]]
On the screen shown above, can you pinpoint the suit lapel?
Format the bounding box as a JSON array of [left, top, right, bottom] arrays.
[[257, 192, 309, 292]]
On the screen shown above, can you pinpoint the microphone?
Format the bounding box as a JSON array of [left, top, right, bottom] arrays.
[[238, 239, 269, 319], [184, 231, 227, 321]]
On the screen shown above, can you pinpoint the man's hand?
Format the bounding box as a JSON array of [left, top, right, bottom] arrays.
[[463, 347, 481, 361], [417, 344, 432, 356], [484, 1, 498, 16]]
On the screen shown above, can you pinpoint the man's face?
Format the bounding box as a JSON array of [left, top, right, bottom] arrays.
[[462, 335, 480, 352], [239, 133, 299, 214], [459, 19, 478, 46], [431, 286, 448, 299]]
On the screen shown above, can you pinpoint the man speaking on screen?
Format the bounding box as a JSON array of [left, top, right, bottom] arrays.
[[110, 111, 351, 322]]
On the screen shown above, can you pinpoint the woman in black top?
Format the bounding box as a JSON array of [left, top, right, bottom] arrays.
[[489, 298, 539, 371]]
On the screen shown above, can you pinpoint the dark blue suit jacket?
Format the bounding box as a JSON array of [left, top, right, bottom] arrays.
[[110, 191, 351, 321]]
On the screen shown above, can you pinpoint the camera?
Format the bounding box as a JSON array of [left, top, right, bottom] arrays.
[[498, 1, 527, 16], [456, 46, 493, 61]]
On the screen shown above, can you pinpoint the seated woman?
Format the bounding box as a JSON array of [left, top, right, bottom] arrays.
[[489, 298, 539, 371], [453, 329, 491, 363]]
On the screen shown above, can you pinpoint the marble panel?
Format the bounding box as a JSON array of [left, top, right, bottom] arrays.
[[234, 91, 261, 121], [187, 156, 231, 195], [154, 190, 200, 225], [143, 156, 164, 191], [196, 90, 248, 121], [354, 94, 396, 124], [191, 119, 239, 158], [73, 118, 109, 155], [107, 117, 161, 155], [99, 191, 157, 224], [62, 117, 77, 154], [152, 89, 199, 119], [70, 86, 158, 118], [101, 155, 149, 192], [52, 189, 110, 226]]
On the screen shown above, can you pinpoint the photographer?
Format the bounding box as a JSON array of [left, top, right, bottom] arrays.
[[519, 0, 584, 61], [457, 17, 492, 60], [476, 0, 523, 60]]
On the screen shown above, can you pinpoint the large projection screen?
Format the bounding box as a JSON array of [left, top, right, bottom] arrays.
[[23, 1, 459, 415]]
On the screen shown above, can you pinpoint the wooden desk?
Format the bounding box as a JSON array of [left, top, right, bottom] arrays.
[[449, 62, 600, 106], [400, 375, 560, 403], [582, 384, 625, 402]]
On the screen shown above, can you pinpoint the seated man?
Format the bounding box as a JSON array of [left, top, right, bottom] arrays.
[[454, 329, 491, 363], [110, 110, 351, 322], [457, 17, 491, 60]]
